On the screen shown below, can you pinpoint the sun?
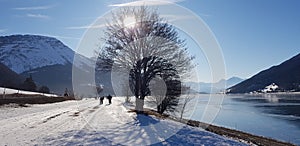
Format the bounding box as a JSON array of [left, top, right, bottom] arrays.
[[123, 16, 136, 28]]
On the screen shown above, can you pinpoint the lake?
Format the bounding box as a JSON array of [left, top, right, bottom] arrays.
[[190, 94, 300, 145]]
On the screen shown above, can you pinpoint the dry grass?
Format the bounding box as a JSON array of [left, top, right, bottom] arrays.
[[128, 108, 169, 119], [0, 93, 75, 106]]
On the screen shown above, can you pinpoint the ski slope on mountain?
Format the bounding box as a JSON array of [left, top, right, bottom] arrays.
[[0, 98, 246, 145]]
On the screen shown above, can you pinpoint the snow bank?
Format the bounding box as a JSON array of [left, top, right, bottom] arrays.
[[0, 87, 58, 97]]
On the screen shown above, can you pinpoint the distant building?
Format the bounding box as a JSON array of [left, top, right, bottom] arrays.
[[261, 83, 279, 93]]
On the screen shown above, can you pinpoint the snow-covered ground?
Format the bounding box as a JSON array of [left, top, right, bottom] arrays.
[[0, 87, 57, 97], [0, 97, 247, 145]]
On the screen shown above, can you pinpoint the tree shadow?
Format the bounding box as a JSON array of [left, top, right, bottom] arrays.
[[41, 130, 123, 146], [135, 114, 159, 126], [39, 113, 173, 145], [151, 126, 247, 146], [40, 114, 245, 146]]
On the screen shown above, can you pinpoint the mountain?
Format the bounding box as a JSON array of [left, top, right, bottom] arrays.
[[213, 77, 244, 89], [0, 35, 75, 73], [20, 64, 73, 94], [227, 77, 245, 87], [0, 62, 24, 89], [0, 34, 93, 94], [227, 53, 300, 93], [185, 77, 244, 93]]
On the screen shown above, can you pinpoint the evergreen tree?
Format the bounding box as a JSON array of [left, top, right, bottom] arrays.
[[38, 86, 50, 94], [21, 75, 37, 92]]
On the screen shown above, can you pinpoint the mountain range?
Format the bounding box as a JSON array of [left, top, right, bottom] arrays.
[[1, 34, 299, 95], [185, 77, 244, 94], [227, 53, 300, 93], [0, 34, 243, 96]]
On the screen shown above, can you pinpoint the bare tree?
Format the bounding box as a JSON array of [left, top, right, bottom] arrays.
[[179, 95, 193, 120], [97, 6, 194, 113], [122, 82, 131, 103], [149, 74, 181, 114]]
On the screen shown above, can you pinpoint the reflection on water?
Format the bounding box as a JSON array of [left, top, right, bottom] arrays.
[[191, 94, 300, 145]]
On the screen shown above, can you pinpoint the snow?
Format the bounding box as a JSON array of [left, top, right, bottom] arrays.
[[0, 97, 247, 145], [0, 35, 73, 73], [0, 35, 93, 73], [73, 53, 94, 71], [0, 87, 57, 97]]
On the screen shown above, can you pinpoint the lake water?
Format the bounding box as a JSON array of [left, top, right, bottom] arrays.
[[190, 94, 300, 145]]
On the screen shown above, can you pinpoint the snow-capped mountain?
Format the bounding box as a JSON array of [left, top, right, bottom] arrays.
[[0, 34, 94, 94], [0, 34, 92, 74]]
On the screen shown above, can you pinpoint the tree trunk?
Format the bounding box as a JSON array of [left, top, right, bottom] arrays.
[[135, 97, 144, 113], [180, 106, 185, 121], [157, 105, 161, 114]]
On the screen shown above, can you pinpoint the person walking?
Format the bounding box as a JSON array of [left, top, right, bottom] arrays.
[[107, 94, 112, 104], [100, 96, 104, 105], [64, 88, 69, 97]]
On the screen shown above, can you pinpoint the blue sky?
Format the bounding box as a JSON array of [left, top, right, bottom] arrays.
[[1, 0, 299, 82]]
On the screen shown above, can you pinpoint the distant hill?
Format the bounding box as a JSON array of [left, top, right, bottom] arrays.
[[227, 53, 300, 93], [185, 77, 244, 93], [0, 62, 24, 89], [20, 64, 73, 95]]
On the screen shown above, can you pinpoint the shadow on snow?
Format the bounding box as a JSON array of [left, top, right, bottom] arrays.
[[41, 114, 245, 146]]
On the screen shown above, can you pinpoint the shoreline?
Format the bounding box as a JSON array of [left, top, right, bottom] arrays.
[[182, 118, 296, 146], [140, 108, 296, 146], [226, 92, 300, 96]]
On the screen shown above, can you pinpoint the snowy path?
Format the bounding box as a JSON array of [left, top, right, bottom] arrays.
[[0, 98, 247, 146]]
